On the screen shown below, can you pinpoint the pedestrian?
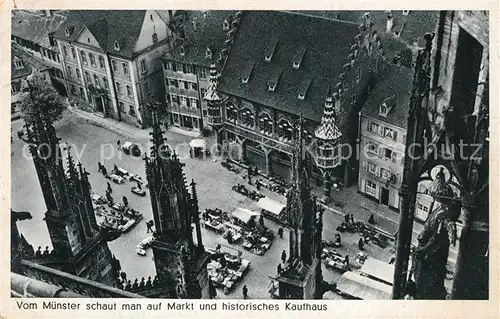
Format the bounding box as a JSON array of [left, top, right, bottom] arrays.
[[107, 182, 112, 193], [117, 140, 121, 150], [345, 255, 350, 267], [278, 227, 283, 239], [368, 214, 375, 224], [358, 238, 364, 250], [216, 244, 221, 253], [350, 214, 355, 224], [281, 250, 287, 264], [247, 166, 253, 184], [242, 285, 248, 299], [256, 179, 261, 190], [98, 162, 102, 172], [123, 196, 128, 207], [146, 220, 154, 233], [344, 214, 350, 224], [277, 263, 282, 275]]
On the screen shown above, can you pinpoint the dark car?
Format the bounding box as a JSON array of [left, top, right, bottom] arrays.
[[122, 142, 141, 157]]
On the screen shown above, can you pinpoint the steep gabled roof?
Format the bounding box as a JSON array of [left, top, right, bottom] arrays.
[[11, 10, 67, 48], [53, 10, 147, 58], [162, 10, 237, 67], [217, 11, 360, 126], [361, 65, 413, 129]]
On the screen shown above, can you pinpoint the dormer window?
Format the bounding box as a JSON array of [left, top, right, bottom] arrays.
[[241, 61, 255, 84], [180, 45, 185, 56], [152, 33, 158, 43], [267, 68, 283, 92], [264, 39, 278, 63], [14, 58, 23, 69], [292, 47, 307, 69], [223, 19, 230, 31], [402, 10, 410, 16], [379, 95, 396, 117], [379, 103, 388, 117], [206, 48, 212, 59], [297, 77, 312, 100], [64, 27, 72, 36], [113, 41, 120, 51]]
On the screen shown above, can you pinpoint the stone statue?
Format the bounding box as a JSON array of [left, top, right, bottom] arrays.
[[412, 168, 457, 299]]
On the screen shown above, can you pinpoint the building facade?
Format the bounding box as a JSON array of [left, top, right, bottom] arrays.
[[11, 44, 54, 120], [161, 11, 235, 132], [212, 11, 383, 194], [53, 10, 176, 128]]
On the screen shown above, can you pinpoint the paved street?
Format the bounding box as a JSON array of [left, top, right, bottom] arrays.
[[10, 110, 422, 298]]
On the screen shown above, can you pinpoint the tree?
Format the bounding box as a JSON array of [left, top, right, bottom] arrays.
[[20, 71, 65, 125]]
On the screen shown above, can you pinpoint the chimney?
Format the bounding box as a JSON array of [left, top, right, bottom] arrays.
[[192, 18, 197, 30], [45, 10, 52, 17], [386, 14, 393, 33], [168, 10, 174, 21]]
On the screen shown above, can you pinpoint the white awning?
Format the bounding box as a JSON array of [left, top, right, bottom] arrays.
[[231, 207, 260, 224], [189, 139, 206, 149], [336, 271, 392, 300], [256, 197, 285, 216], [359, 258, 395, 285]]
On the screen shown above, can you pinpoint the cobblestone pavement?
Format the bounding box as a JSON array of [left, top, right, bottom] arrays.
[[12, 109, 454, 298]]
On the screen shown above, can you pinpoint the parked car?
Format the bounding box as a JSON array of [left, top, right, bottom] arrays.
[[122, 142, 141, 157], [131, 186, 147, 196], [109, 173, 125, 184], [129, 174, 143, 183], [136, 247, 147, 256], [118, 218, 136, 232], [138, 236, 155, 249]]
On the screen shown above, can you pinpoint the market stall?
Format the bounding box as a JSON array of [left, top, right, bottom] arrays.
[[222, 222, 243, 244], [256, 197, 287, 226], [359, 258, 395, 286], [206, 249, 251, 295], [336, 271, 392, 300], [231, 207, 260, 228], [189, 139, 208, 158]]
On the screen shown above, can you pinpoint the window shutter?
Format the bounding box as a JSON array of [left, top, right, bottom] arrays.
[[360, 179, 366, 193], [393, 130, 398, 142], [362, 161, 367, 172], [376, 166, 381, 177], [366, 120, 370, 131], [392, 152, 397, 163], [378, 146, 383, 158], [379, 126, 384, 137]]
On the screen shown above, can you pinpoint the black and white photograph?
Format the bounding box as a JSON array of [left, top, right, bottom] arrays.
[[9, 8, 490, 303]]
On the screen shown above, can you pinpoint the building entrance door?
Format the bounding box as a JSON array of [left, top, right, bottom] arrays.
[[95, 97, 104, 113], [381, 187, 389, 206]]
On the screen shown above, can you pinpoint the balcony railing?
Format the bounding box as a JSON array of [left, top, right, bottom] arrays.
[[20, 260, 143, 298], [169, 103, 200, 117], [225, 122, 293, 155], [315, 155, 341, 169]]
